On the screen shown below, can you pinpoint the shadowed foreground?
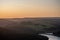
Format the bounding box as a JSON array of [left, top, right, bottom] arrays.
[[0, 34, 49, 40], [0, 27, 49, 40]]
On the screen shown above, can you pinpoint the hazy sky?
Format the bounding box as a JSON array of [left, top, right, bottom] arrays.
[[0, 0, 60, 18]]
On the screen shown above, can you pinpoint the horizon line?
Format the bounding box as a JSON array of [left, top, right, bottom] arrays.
[[0, 17, 60, 19]]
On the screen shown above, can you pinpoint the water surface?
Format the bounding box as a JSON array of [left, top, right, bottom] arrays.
[[40, 34, 60, 40]]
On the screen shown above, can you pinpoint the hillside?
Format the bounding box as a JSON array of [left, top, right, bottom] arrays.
[[0, 17, 60, 34]]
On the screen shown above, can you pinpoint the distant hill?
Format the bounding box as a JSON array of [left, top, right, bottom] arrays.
[[0, 17, 60, 34]]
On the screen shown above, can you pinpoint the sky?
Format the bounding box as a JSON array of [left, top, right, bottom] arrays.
[[0, 0, 60, 18]]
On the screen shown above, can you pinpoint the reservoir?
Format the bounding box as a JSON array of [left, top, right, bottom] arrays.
[[40, 34, 60, 40]]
